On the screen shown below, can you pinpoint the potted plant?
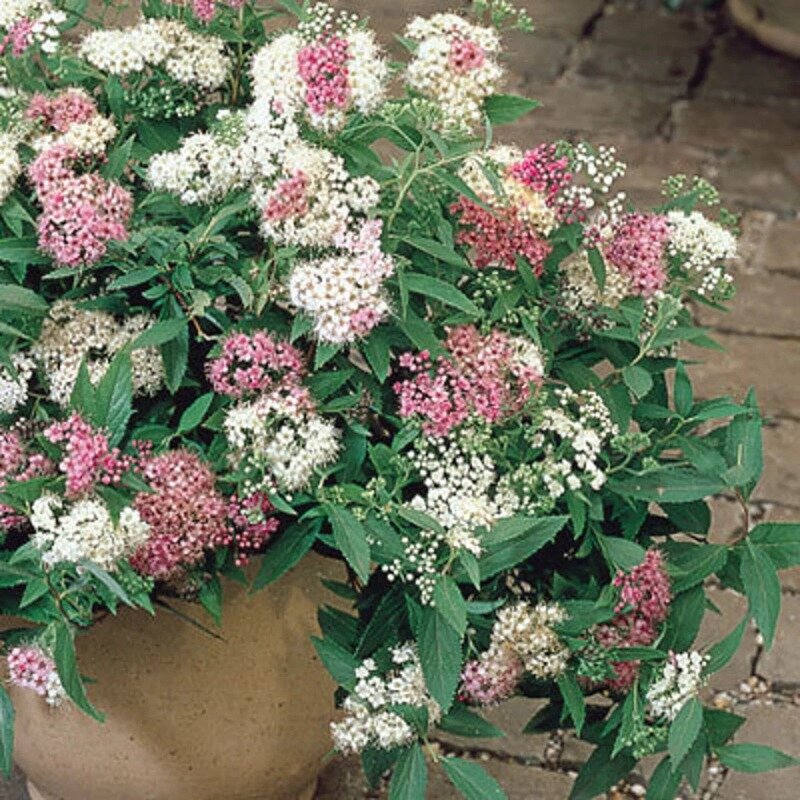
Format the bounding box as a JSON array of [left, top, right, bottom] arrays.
[[0, 1, 798, 798], [728, 0, 800, 59]]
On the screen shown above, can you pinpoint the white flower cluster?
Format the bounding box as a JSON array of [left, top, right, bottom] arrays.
[[31, 300, 165, 406], [30, 494, 150, 572], [532, 388, 618, 495], [331, 643, 440, 755], [490, 600, 570, 679], [250, 4, 388, 132], [0, 133, 22, 206], [646, 650, 709, 721], [223, 395, 341, 495], [255, 142, 380, 249], [408, 435, 520, 557], [0, 352, 34, 415], [287, 220, 394, 343], [460, 145, 557, 235], [79, 19, 229, 91], [405, 13, 503, 132], [560, 249, 632, 316], [666, 210, 737, 298], [571, 143, 627, 196], [0, 0, 65, 55]]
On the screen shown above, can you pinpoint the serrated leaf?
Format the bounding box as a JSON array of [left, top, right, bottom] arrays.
[[569, 744, 636, 800], [748, 523, 800, 570], [674, 362, 693, 416], [622, 365, 654, 399], [0, 284, 48, 314], [706, 615, 747, 675], [484, 94, 540, 124], [740, 542, 781, 649], [416, 605, 463, 711], [669, 697, 703, 768], [716, 743, 799, 772], [442, 757, 507, 800], [251, 520, 317, 591], [0, 686, 13, 777], [557, 672, 586, 735], [404, 273, 480, 316], [311, 636, 359, 689], [93, 352, 132, 445], [437, 704, 504, 739], [389, 744, 428, 800], [433, 577, 467, 636], [177, 392, 214, 434], [327, 505, 371, 583], [53, 622, 104, 722]]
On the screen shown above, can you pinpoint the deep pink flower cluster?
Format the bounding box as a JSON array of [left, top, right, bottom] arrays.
[[263, 171, 309, 223], [596, 548, 672, 691], [7, 645, 57, 696], [297, 36, 351, 117], [131, 450, 228, 581], [26, 90, 97, 133], [394, 325, 541, 437], [217, 492, 280, 566], [509, 144, 573, 204], [448, 38, 485, 73], [604, 212, 670, 296], [44, 414, 132, 499], [451, 197, 551, 272], [28, 144, 133, 268], [207, 330, 308, 401], [459, 652, 523, 706], [0, 429, 54, 529]]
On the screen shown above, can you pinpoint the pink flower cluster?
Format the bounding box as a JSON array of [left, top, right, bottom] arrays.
[[28, 144, 132, 268], [459, 650, 523, 706], [0, 19, 34, 57], [448, 38, 485, 73], [7, 645, 58, 696], [263, 171, 310, 223], [596, 548, 672, 691], [26, 90, 96, 133], [0, 428, 54, 529], [509, 144, 573, 205], [44, 414, 132, 499], [207, 330, 308, 401], [217, 492, 280, 566], [604, 213, 670, 296], [131, 450, 228, 581], [394, 325, 541, 437], [297, 36, 351, 117], [451, 197, 552, 272]]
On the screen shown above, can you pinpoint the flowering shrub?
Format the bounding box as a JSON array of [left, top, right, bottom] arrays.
[[0, 0, 799, 797]]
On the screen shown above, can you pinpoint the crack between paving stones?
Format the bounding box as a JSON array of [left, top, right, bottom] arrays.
[[706, 325, 800, 342], [553, 0, 613, 82], [658, 6, 726, 140]]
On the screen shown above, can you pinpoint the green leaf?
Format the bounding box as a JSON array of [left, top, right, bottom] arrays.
[[476, 515, 567, 581], [251, 521, 318, 591], [600, 536, 646, 571], [646, 756, 682, 800], [662, 584, 705, 652], [404, 273, 480, 316], [93, 352, 133, 445], [740, 542, 781, 649], [433, 577, 467, 636], [416, 605, 463, 711], [569, 744, 636, 800], [669, 697, 703, 768], [660, 501, 710, 536], [198, 576, 222, 626], [622, 365, 654, 399], [131, 318, 186, 350], [610, 470, 726, 504], [53, 623, 104, 722], [19, 578, 50, 609], [327, 505, 371, 583], [674, 362, 693, 416], [311, 636, 359, 689], [177, 392, 214, 434], [716, 743, 800, 772], [102, 135, 135, 181], [484, 94, 540, 124], [362, 328, 392, 383], [80, 561, 132, 607], [706, 616, 747, 675], [389, 744, 428, 800], [402, 236, 467, 268], [442, 757, 507, 800], [0, 284, 48, 315], [161, 320, 189, 394], [587, 248, 606, 293], [704, 708, 745, 747], [0, 686, 13, 778], [437, 704, 504, 739], [557, 672, 586, 735], [669, 544, 728, 593], [107, 267, 160, 290], [397, 506, 445, 534], [748, 523, 800, 570], [722, 391, 762, 497], [69, 359, 97, 419]]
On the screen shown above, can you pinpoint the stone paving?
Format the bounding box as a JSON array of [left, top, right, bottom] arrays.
[[3, 1, 800, 799]]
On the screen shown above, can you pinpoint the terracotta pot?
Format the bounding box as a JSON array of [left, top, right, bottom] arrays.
[[10, 554, 343, 800], [729, 0, 800, 58]]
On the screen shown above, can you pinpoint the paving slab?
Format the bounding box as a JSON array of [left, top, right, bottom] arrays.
[[525, 0, 606, 38], [592, 6, 712, 50], [757, 593, 800, 688], [762, 219, 800, 276]]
